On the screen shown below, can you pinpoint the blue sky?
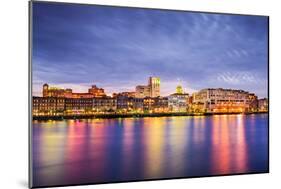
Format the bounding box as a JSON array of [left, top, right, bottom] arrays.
[[32, 2, 268, 98]]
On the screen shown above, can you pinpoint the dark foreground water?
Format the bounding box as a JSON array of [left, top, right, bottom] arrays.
[[32, 114, 268, 187]]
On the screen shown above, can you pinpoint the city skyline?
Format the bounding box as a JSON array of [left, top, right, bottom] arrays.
[[33, 79, 268, 117], [32, 2, 268, 98], [34, 79, 263, 99]]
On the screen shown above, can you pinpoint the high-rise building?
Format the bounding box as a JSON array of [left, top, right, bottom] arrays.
[[148, 77, 160, 97], [135, 77, 161, 98]]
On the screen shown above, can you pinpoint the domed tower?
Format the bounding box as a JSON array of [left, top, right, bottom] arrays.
[[176, 85, 183, 94], [43, 83, 49, 97]]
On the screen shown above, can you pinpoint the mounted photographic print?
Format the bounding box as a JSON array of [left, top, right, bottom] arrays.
[[29, 1, 269, 188]]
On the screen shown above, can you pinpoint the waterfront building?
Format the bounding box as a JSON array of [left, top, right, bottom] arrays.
[[168, 93, 189, 112], [92, 97, 117, 112], [153, 97, 169, 112], [33, 97, 65, 116], [192, 88, 258, 113], [116, 96, 132, 112], [188, 96, 193, 104], [143, 97, 155, 112], [65, 98, 93, 114], [143, 97, 168, 113], [132, 98, 144, 112], [248, 93, 258, 111], [116, 96, 144, 113], [258, 98, 268, 112]]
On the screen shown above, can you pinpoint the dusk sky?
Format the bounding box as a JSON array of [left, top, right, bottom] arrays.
[[32, 2, 268, 98]]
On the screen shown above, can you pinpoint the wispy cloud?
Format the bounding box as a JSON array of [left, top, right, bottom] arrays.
[[217, 71, 257, 84]]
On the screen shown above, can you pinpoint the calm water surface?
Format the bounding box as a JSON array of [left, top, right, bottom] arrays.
[[32, 114, 268, 187]]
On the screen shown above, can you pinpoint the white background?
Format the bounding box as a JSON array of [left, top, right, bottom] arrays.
[[0, 0, 280, 188]]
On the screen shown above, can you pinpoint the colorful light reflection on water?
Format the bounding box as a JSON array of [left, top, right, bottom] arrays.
[[32, 114, 268, 187]]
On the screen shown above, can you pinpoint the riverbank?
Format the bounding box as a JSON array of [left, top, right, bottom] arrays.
[[32, 111, 268, 121]]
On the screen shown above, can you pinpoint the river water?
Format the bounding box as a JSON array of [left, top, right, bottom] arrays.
[[32, 114, 268, 187]]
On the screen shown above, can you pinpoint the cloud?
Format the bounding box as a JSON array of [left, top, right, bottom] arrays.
[[216, 72, 257, 84], [32, 2, 268, 98]]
